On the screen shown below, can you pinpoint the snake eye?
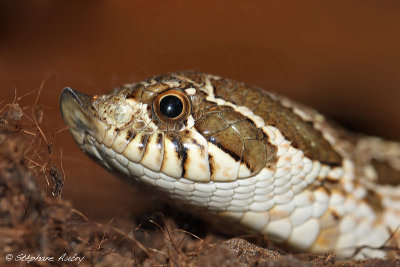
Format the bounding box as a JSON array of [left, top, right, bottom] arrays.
[[153, 89, 191, 123], [159, 95, 183, 118]]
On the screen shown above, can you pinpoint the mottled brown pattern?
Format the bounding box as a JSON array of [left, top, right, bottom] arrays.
[[124, 83, 145, 99], [209, 77, 342, 166], [195, 105, 277, 175], [371, 159, 400, 186], [192, 99, 226, 121], [195, 113, 230, 136], [176, 71, 206, 86], [207, 126, 243, 161]]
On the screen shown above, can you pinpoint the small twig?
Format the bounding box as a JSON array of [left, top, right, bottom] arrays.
[[54, 126, 69, 135], [23, 113, 50, 146]]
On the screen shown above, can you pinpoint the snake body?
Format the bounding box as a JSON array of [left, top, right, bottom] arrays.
[[60, 71, 400, 259]]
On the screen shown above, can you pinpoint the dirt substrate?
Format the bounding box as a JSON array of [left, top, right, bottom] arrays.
[[0, 102, 399, 267]]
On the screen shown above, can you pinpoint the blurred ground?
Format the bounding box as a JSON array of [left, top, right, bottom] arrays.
[[1, 1, 400, 264]]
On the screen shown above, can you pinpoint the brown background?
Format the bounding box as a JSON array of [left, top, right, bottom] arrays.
[[1, 1, 400, 220]]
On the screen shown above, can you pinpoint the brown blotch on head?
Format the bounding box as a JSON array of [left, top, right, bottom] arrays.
[[140, 90, 157, 104], [191, 98, 216, 120], [125, 84, 145, 99], [207, 127, 244, 162], [210, 76, 342, 167], [195, 113, 230, 136], [195, 112, 243, 161], [211, 78, 238, 103], [140, 81, 174, 104], [371, 159, 400, 186], [258, 100, 342, 166], [152, 73, 178, 83], [176, 71, 206, 85], [195, 108, 278, 176], [232, 119, 264, 140], [242, 139, 268, 173], [145, 83, 170, 94], [220, 110, 245, 124], [242, 90, 262, 111]]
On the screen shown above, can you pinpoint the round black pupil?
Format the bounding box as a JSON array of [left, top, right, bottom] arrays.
[[159, 95, 183, 118]]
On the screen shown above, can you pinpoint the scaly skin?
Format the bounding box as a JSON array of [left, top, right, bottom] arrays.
[[60, 71, 400, 259]]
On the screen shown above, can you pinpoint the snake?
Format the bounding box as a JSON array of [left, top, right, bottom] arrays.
[[60, 71, 400, 259]]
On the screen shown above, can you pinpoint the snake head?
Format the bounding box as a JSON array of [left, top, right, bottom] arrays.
[[60, 72, 276, 193]]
